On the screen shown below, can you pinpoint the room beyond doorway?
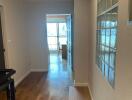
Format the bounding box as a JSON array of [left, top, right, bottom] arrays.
[[46, 14, 73, 70], [46, 14, 69, 52], [46, 14, 74, 84], [47, 22, 67, 52]]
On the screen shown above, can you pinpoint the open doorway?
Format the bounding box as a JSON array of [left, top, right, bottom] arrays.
[[46, 21, 67, 52], [46, 14, 73, 83]]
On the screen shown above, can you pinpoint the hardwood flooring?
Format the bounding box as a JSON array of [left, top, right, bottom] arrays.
[[0, 53, 91, 100], [69, 87, 91, 100], [16, 72, 71, 100], [0, 72, 71, 100], [0, 53, 72, 100]]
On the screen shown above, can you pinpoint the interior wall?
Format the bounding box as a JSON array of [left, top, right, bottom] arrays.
[[0, 0, 73, 85], [0, 0, 30, 85], [74, 0, 91, 84], [89, 0, 132, 100], [27, 1, 74, 71]]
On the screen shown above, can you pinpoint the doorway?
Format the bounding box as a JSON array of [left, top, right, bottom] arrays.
[[46, 14, 73, 81], [47, 22, 67, 52]]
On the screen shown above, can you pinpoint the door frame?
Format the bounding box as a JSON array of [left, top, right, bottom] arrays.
[[0, 6, 9, 68], [46, 14, 72, 52], [45, 14, 74, 68]]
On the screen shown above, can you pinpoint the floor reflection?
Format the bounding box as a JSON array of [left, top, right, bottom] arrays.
[[47, 52, 72, 100], [48, 53, 71, 78]]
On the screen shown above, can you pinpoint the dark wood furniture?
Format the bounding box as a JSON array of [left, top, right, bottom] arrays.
[[62, 45, 67, 59], [0, 69, 16, 100]]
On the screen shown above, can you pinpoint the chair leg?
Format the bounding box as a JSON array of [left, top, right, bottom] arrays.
[[6, 79, 16, 100], [6, 86, 11, 100], [10, 80, 16, 100]]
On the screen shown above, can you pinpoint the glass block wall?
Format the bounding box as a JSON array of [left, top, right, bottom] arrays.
[[96, 0, 118, 87]]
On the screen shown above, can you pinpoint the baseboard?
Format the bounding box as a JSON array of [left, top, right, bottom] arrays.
[[15, 70, 31, 87], [30, 68, 48, 72], [87, 84, 94, 100], [73, 81, 89, 87]]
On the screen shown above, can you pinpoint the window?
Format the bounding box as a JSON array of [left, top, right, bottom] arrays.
[[47, 23, 67, 51], [47, 23, 58, 50], [96, 0, 118, 87], [59, 23, 67, 49]]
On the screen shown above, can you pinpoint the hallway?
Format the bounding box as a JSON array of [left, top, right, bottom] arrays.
[[0, 0, 132, 100], [0, 53, 92, 100], [16, 53, 72, 100], [0, 53, 72, 100]]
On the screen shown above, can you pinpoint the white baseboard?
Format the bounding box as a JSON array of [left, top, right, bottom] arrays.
[[15, 70, 30, 87], [74, 81, 94, 100], [73, 81, 89, 87], [87, 85, 94, 100], [30, 69, 48, 72]]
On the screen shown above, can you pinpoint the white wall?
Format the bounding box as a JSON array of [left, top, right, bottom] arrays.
[[27, 1, 74, 71], [74, 0, 91, 84], [0, 0, 30, 84], [0, 0, 73, 85], [89, 0, 132, 100]]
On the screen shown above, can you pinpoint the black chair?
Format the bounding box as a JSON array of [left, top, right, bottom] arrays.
[[0, 69, 16, 100]]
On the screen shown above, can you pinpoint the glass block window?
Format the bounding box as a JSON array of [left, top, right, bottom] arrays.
[[96, 0, 118, 87]]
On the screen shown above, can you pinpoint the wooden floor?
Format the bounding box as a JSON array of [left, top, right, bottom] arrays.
[[0, 72, 70, 100], [0, 53, 91, 100], [69, 87, 91, 100], [17, 72, 70, 100]]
